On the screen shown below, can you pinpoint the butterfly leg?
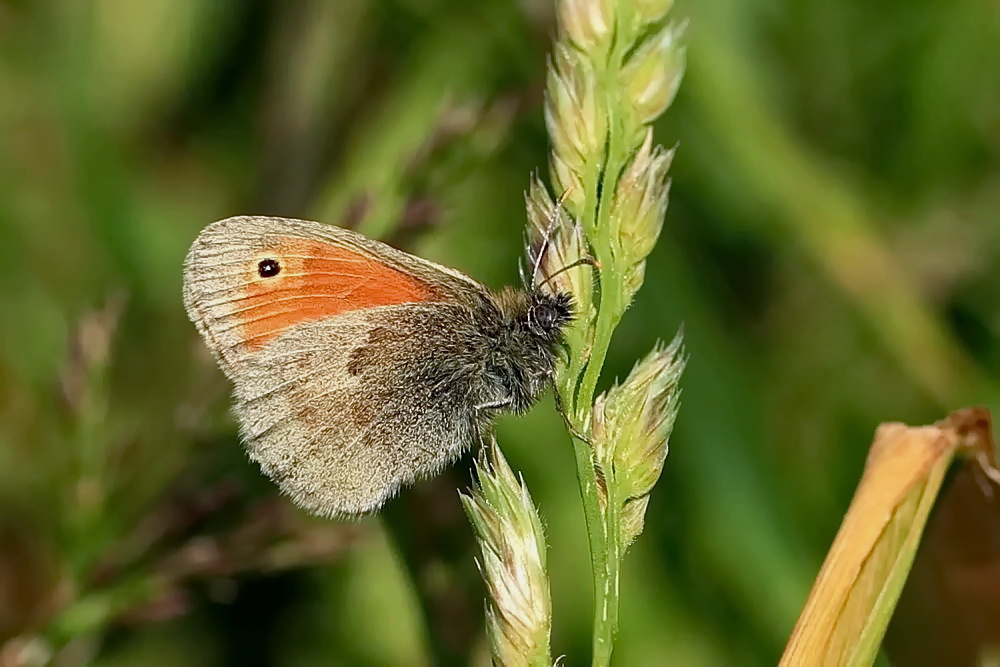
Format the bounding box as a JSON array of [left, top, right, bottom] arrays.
[[551, 385, 595, 447], [475, 396, 516, 412]]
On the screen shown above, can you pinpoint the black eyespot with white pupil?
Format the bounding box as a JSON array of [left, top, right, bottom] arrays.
[[258, 258, 281, 278]]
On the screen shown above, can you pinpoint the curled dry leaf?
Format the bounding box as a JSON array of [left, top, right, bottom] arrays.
[[781, 407, 1000, 666]]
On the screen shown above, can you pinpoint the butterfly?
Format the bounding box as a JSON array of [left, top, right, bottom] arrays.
[[183, 216, 571, 516]]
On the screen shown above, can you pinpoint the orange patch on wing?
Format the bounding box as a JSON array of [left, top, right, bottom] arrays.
[[234, 239, 439, 351]]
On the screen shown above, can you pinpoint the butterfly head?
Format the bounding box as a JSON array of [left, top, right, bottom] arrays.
[[525, 289, 573, 344], [485, 286, 572, 413]]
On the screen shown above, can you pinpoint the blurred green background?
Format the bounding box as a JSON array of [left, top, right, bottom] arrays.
[[2, 0, 999, 664]]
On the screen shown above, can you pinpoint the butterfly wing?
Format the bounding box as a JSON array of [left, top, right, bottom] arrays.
[[183, 216, 491, 515], [235, 304, 485, 515], [183, 215, 484, 374]]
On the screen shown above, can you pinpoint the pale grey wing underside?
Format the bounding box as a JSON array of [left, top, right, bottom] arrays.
[[233, 304, 479, 516]]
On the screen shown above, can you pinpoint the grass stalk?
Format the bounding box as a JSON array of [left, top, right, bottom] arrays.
[[532, 1, 687, 662]]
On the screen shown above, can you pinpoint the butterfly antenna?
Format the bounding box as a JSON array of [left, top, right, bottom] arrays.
[[537, 256, 598, 292], [530, 224, 556, 288], [530, 187, 574, 288]]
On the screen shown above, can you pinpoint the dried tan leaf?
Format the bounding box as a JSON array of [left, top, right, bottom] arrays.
[[781, 407, 999, 666]]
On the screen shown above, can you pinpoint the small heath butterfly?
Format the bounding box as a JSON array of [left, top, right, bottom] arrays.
[[183, 216, 571, 516]]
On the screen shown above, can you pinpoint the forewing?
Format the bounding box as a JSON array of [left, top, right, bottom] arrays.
[[182, 215, 484, 373], [234, 305, 480, 516]]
